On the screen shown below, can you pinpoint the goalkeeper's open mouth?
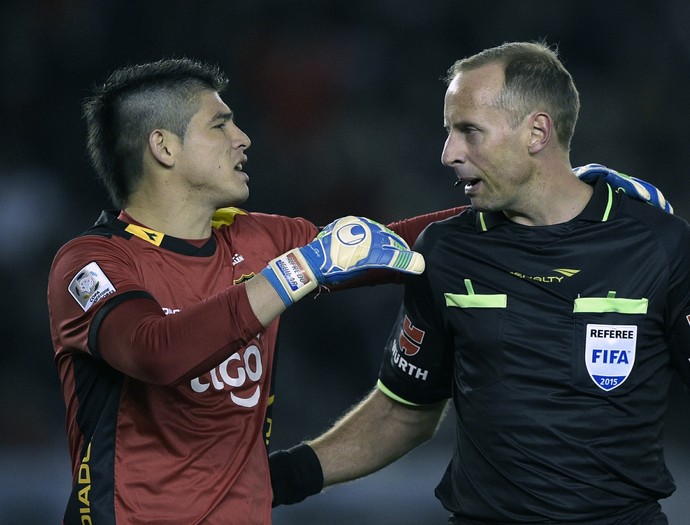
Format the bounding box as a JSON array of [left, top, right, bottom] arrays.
[[235, 156, 248, 174]]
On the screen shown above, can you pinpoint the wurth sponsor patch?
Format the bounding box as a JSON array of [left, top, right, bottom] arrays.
[[68, 261, 116, 311], [398, 315, 426, 356], [585, 324, 637, 391], [389, 315, 430, 381]]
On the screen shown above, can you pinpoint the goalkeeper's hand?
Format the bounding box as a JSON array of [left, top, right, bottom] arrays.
[[574, 163, 673, 214], [261, 216, 425, 306]]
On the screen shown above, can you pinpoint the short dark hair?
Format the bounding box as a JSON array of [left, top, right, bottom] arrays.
[[82, 57, 229, 207], [446, 41, 580, 151]]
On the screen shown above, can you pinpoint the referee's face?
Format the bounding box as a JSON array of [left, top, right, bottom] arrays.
[[442, 64, 538, 216]]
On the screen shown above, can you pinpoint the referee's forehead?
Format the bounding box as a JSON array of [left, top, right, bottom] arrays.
[[444, 66, 505, 125]]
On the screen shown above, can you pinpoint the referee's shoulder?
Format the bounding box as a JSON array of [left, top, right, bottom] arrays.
[[427, 205, 475, 230], [616, 193, 690, 249], [414, 206, 475, 250], [617, 192, 688, 229]]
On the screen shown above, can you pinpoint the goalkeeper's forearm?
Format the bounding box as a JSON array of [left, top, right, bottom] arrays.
[[244, 274, 293, 327], [259, 216, 425, 309], [260, 246, 319, 307]]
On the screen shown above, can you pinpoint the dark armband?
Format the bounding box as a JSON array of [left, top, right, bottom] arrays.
[[269, 443, 324, 507]]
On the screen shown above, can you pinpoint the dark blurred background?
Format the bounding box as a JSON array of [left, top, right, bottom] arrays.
[[1, 1, 689, 523]]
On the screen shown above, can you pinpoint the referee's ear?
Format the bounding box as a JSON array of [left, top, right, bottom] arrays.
[[527, 111, 553, 154]]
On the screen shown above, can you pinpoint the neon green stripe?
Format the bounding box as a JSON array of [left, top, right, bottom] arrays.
[[445, 292, 507, 308], [479, 212, 488, 232], [445, 279, 507, 308], [573, 297, 648, 314], [602, 183, 613, 221], [376, 380, 421, 406]]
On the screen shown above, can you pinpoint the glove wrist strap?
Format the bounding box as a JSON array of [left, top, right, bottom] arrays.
[[261, 249, 318, 307]]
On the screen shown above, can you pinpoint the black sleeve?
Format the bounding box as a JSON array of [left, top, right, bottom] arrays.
[[378, 264, 453, 405], [669, 305, 690, 391]]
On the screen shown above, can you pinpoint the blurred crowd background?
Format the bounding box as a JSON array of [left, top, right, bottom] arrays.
[[1, 1, 689, 523]]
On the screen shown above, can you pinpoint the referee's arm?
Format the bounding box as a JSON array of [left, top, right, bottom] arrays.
[[312, 389, 446, 486], [270, 388, 447, 507], [670, 306, 690, 391]]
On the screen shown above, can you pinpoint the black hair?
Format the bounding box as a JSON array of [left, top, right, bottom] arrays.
[[82, 57, 229, 207]]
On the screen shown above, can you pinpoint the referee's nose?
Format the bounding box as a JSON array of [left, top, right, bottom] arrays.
[[441, 132, 466, 168]]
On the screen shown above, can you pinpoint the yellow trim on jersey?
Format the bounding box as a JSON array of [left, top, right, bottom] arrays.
[[376, 379, 422, 406], [478, 212, 488, 232], [233, 273, 255, 285], [125, 224, 165, 246], [212, 207, 247, 229], [602, 183, 614, 221], [445, 278, 507, 308]]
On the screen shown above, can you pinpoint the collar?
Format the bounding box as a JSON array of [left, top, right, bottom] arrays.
[[91, 210, 218, 256], [475, 178, 615, 232]]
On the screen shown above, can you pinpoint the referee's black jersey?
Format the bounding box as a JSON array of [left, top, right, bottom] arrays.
[[378, 179, 690, 523]]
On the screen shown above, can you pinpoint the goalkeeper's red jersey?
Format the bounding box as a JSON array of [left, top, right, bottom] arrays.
[[48, 207, 460, 525]]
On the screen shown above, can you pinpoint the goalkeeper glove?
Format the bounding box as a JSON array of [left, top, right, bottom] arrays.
[[574, 163, 673, 214], [261, 216, 425, 307]]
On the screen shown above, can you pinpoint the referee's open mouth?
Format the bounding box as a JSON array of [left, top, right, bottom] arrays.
[[459, 177, 482, 192]]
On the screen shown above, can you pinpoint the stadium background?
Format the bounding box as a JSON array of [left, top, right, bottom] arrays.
[[1, 1, 689, 523]]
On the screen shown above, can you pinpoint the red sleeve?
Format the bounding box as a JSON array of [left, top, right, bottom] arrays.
[[96, 290, 264, 386], [386, 207, 466, 248], [48, 235, 264, 387], [235, 211, 319, 254]]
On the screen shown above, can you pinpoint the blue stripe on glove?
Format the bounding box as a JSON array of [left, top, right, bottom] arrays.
[[574, 163, 673, 214]]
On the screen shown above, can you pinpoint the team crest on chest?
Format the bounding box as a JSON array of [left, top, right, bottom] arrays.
[[233, 273, 255, 285]]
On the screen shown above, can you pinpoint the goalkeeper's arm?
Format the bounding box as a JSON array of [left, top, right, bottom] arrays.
[[259, 216, 425, 309]]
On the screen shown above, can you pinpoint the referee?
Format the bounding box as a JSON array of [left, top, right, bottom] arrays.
[[269, 42, 690, 524]]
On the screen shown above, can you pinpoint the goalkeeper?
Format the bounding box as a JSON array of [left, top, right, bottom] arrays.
[[46, 57, 462, 525]]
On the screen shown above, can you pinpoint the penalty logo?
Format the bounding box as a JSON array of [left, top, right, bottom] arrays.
[[585, 324, 636, 391]]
